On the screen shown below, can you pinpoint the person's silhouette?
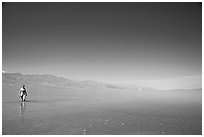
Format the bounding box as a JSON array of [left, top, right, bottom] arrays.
[[19, 85, 27, 102]]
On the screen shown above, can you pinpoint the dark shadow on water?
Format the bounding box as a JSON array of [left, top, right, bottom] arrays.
[[24, 100, 48, 103], [26, 99, 72, 103]]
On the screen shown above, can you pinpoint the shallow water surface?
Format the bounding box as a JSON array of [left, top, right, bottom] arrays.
[[2, 86, 202, 135]]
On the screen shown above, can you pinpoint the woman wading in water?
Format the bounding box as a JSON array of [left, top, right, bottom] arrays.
[[19, 85, 27, 102]]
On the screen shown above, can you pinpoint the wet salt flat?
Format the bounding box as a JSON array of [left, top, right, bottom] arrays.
[[2, 85, 202, 135]]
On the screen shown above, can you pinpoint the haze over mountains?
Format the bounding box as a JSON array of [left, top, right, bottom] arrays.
[[2, 72, 149, 90]]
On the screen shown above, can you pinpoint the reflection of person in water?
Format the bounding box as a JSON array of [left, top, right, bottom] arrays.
[[20, 101, 26, 117], [19, 85, 27, 102]]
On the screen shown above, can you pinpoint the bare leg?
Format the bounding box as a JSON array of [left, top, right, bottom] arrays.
[[20, 96, 23, 102], [23, 95, 26, 102]]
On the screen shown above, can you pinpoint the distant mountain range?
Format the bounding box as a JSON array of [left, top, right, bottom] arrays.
[[2, 73, 149, 90]]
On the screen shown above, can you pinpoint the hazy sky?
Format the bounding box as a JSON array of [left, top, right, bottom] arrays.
[[2, 3, 202, 89]]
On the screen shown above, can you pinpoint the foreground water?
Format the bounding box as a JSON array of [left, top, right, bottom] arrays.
[[2, 85, 202, 135]]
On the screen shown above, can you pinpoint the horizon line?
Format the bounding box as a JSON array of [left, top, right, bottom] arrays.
[[2, 71, 202, 91]]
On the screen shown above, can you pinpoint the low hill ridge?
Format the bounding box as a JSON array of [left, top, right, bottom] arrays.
[[2, 72, 148, 90]]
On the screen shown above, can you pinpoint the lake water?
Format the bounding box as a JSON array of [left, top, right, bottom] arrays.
[[2, 85, 202, 135]]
